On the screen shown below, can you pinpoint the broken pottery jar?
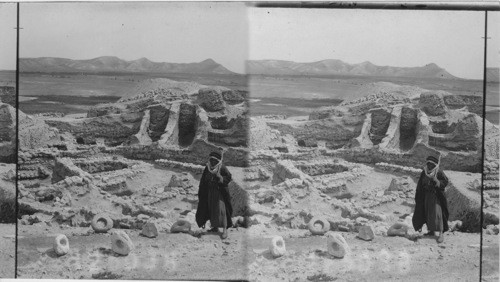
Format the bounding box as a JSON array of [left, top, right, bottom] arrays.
[[111, 230, 134, 256], [308, 216, 331, 235], [269, 235, 286, 258], [53, 234, 70, 256], [91, 213, 114, 233], [326, 231, 350, 258]]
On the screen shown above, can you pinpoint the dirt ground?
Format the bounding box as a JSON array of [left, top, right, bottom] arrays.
[[0, 224, 15, 278], [15, 154, 490, 281], [17, 225, 250, 280], [482, 230, 500, 281], [17, 223, 481, 281]]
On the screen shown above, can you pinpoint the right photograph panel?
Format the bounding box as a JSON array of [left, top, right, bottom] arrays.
[[482, 10, 500, 282], [247, 8, 488, 281]]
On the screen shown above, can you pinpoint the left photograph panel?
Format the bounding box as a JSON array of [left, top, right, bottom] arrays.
[[16, 2, 250, 280], [0, 2, 17, 279]]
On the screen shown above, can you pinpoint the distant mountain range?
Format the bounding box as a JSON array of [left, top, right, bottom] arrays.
[[19, 56, 235, 75], [247, 59, 459, 79]]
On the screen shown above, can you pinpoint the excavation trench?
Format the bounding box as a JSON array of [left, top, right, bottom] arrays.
[[296, 163, 349, 176], [399, 107, 418, 151], [369, 109, 391, 145], [178, 103, 197, 147], [148, 105, 169, 142]]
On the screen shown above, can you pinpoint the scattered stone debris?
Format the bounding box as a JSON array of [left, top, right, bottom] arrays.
[[170, 220, 192, 234], [387, 222, 410, 237], [484, 225, 499, 235], [449, 220, 463, 232]]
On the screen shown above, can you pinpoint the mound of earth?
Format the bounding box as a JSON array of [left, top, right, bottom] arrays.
[[118, 78, 207, 103], [271, 87, 494, 173], [0, 103, 16, 163], [340, 82, 427, 105], [31, 78, 249, 167]]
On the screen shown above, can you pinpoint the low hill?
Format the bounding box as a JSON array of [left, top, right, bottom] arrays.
[[247, 59, 458, 79], [19, 56, 236, 75]]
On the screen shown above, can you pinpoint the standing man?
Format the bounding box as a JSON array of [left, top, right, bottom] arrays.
[[196, 151, 233, 239], [412, 155, 449, 243]]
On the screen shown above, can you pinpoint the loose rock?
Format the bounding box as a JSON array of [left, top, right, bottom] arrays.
[[387, 222, 410, 237], [357, 225, 375, 241], [449, 220, 463, 232], [484, 225, 499, 235], [141, 222, 159, 238], [170, 220, 192, 234]]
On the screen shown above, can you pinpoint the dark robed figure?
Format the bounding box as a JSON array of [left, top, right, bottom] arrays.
[[412, 155, 449, 243], [196, 151, 233, 239]]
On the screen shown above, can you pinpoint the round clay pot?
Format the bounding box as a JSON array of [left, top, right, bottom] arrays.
[[326, 231, 349, 258], [308, 217, 331, 235], [111, 230, 134, 256], [269, 235, 286, 258], [53, 234, 69, 256], [91, 213, 114, 233]]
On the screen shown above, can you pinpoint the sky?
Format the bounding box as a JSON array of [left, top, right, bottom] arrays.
[[2, 4, 499, 78], [250, 8, 500, 80], [0, 3, 17, 71], [19, 2, 248, 73]]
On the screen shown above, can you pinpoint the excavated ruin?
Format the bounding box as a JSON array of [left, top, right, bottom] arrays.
[[16, 78, 252, 238], [244, 82, 497, 251]]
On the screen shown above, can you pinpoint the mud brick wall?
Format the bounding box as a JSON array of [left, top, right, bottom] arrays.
[[443, 95, 483, 116], [115, 140, 249, 167], [329, 144, 481, 173], [46, 112, 143, 145], [87, 104, 124, 118]]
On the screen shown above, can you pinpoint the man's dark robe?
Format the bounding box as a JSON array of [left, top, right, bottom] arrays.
[[412, 169, 449, 233], [195, 165, 233, 229]]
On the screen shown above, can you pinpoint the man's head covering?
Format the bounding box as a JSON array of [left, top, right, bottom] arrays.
[[209, 151, 222, 161], [426, 155, 439, 164]]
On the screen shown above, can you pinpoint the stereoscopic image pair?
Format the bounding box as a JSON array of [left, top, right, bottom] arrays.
[[0, 2, 499, 281]]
